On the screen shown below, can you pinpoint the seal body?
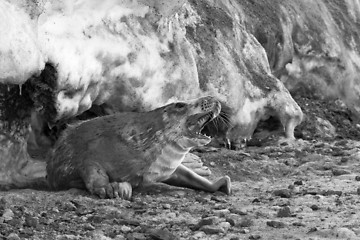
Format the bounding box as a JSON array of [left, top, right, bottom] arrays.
[[47, 96, 231, 199]]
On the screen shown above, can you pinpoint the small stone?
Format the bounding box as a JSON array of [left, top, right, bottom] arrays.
[[197, 216, 220, 228], [294, 180, 304, 186], [219, 222, 231, 232], [127, 232, 146, 240], [113, 235, 126, 240], [120, 225, 132, 233], [273, 189, 292, 198], [83, 223, 95, 231], [7, 233, 20, 240], [213, 209, 230, 217], [229, 207, 247, 215], [332, 169, 351, 176], [62, 202, 77, 211], [355, 176, 360, 181], [321, 190, 342, 196], [162, 204, 171, 209], [200, 225, 225, 234], [2, 209, 14, 222], [25, 215, 38, 228], [240, 229, 250, 234], [148, 228, 179, 240], [292, 222, 306, 227], [277, 206, 292, 218], [249, 235, 261, 240], [209, 162, 216, 167], [335, 227, 357, 239], [238, 217, 254, 228], [357, 187, 360, 195], [266, 220, 286, 228], [252, 198, 261, 203], [211, 196, 227, 203], [226, 214, 240, 226], [310, 205, 319, 211]]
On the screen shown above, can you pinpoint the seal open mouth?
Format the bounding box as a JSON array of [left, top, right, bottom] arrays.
[[186, 103, 221, 140]]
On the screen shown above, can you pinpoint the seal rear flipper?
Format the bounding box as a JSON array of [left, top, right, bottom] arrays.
[[163, 164, 231, 195]]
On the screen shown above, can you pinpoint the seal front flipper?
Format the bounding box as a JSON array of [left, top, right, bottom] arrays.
[[81, 163, 132, 199], [163, 164, 231, 195]]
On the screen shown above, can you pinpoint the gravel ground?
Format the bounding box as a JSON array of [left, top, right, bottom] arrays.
[[1, 96, 360, 240]]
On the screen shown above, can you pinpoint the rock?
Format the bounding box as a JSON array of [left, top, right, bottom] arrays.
[[294, 180, 304, 185], [273, 189, 292, 198], [292, 222, 306, 227], [62, 201, 77, 211], [148, 228, 179, 240], [249, 235, 261, 240], [120, 225, 132, 233], [266, 220, 286, 228], [210, 196, 227, 203], [332, 169, 351, 176], [238, 217, 254, 228], [25, 215, 39, 228], [213, 209, 230, 217], [277, 206, 292, 218], [200, 225, 225, 234], [240, 229, 250, 234], [2, 209, 14, 222], [229, 207, 247, 215], [162, 204, 171, 209], [355, 176, 360, 181], [357, 187, 360, 195], [226, 214, 240, 226], [7, 233, 20, 240], [113, 235, 126, 240], [83, 223, 95, 231], [55, 235, 79, 240], [126, 233, 146, 240], [321, 190, 342, 196], [197, 216, 221, 228], [219, 222, 231, 232], [310, 205, 319, 211], [209, 162, 216, 167]]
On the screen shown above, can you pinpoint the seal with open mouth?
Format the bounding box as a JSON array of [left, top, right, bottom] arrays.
[[46, 96, 231, 199]]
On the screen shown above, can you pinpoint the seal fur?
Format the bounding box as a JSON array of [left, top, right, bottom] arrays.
[[46, 96, 231, 199]]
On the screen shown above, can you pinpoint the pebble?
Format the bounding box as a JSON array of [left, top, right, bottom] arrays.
[[200, 225, 225, 234], [209, 162, 216, 167], [273, 189, 292, 198], [310, 205, 319, 211], [25, 215, 38, 228], [2, 209, 14, 222], [277, 206, 292, 218], [149, 228, 179, 240], [249, 235, 261, 240], [7, 233, 20, 240], [229, 207, 247, 215], [239, 229, 250, 234], [213, 209, 230, 217], [219, 222, 231, 231], [197, 216, 220, 228], [162, 204, 171, 209], [335, 228, 357, 239], [332, 169, 351, 176], [226, 214, 240, 226], [120, 225, 132, 233], [355, 176, 360, 181], [238, 217, 254, 227], [321, 190, 342, 196], [294, 180, 304, 186], [266, 220, 286, 228], [83, 223, 96, 231]]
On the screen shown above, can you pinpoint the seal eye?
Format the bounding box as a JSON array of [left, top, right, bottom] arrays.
[[175, 102, 186, 109]]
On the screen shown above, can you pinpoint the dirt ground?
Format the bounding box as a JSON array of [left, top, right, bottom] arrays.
[[1, 95, 360, 240]]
